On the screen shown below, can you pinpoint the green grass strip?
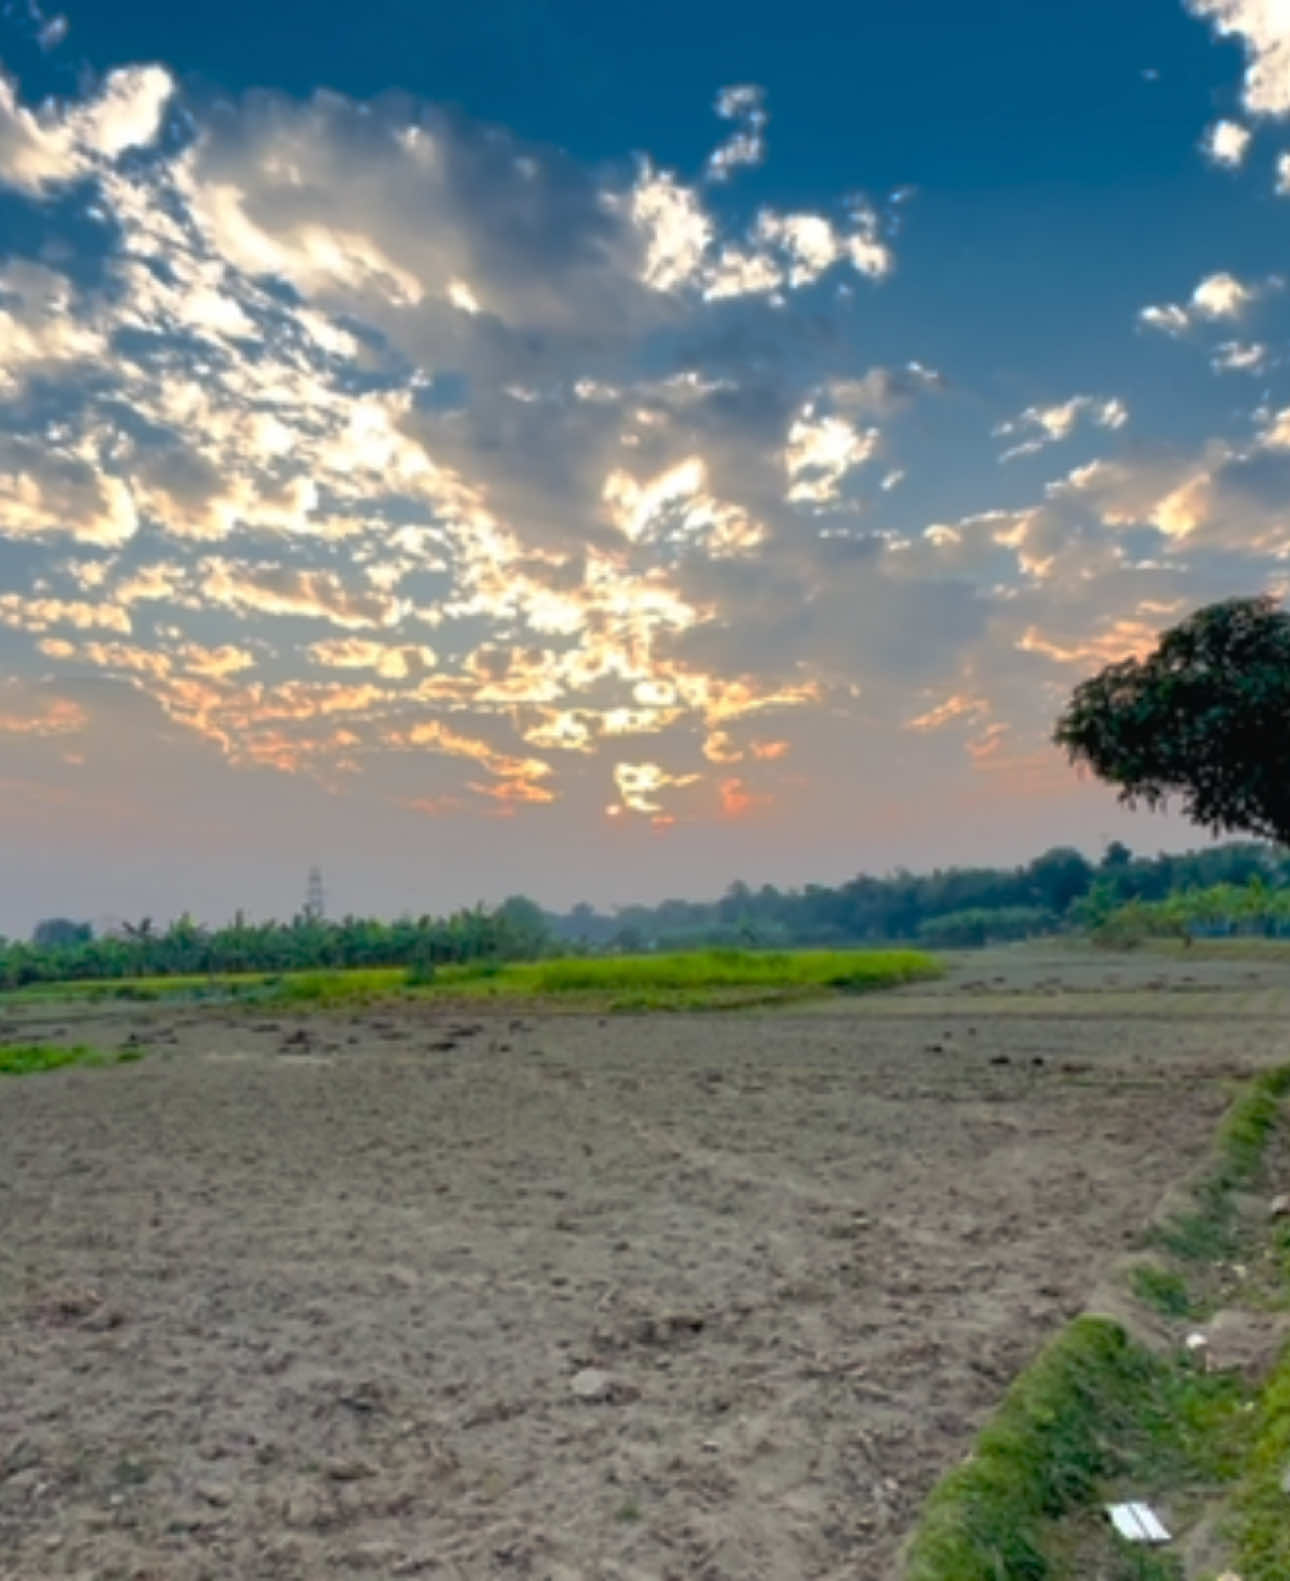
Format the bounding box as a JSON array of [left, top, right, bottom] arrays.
[[0, 1042, 132, 1075], [4, 948, 942, 1010], [1227, 1335, 1290, 1580], [903, 1317, 1246, 1581], [1151, 1064, 1290, 1265], [905, 1065, 1290, 1580]]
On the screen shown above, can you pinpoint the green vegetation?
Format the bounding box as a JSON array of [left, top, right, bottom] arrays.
[[917, 906, 1057, 948], [904, 1318, 1247, 1581], [272, 946, 939, 1010], [2, 948, 940, 1011], [1227, 1351, 1290, 1580], [0, 897, 553, 990], [0, 1042, 127, 1075], [1148, 1066, 1290, 1270], [550, 841, 1285, 953], [1130, 1265, 1197, 1321], [10, 836, 1289, 994], [531, 947, 938, 997], [904, 1063, 1290, 1580], [1089, 878, 1290, 948]]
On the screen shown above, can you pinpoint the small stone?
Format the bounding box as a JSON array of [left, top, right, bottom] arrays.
[[325, 1457, 376, 1481], [570, 1368, 614, 1402], [344, 1540, 402, 1568], [196, 1482, 232, 1507], [1269, 1193, 1290, 1219]]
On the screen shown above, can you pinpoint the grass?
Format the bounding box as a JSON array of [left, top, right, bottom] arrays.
[[904, 1063, 1290, 1581], [1130, 1265, 1198, 1321], [0, 1042, 134, 1075], [904, 1318, 1248, 1581], [5, 971, 282, 1003], [1226, 1343, 1290, 1580], [1149, 1065, 1290, 1266], [2, 948, 941, 1013]]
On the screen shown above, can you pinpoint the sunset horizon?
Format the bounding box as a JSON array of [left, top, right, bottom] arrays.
[[3, 0, 1288, 930]]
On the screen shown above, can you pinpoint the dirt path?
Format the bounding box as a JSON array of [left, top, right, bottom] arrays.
[[1, 949, 1285, 1579]]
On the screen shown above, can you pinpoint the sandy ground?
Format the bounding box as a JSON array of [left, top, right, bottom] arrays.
[[2, 944, 1289, 1581]]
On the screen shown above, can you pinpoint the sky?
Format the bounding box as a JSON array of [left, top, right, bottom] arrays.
[[2, 0, 1290, 931]]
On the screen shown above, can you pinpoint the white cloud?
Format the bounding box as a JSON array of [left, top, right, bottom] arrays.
[[1202, 117, 1252, 165], [1211, 338, 1268, 372], [630, 167, 892, 300], [1139, 301, 1191, 335], [1192, 269, 1256, 317], [447, 278, 481, 314], [1138, 270, 1259, 337], [4, 49, 1285, 840], [995, 395, 1127, 460], [705, 84, 767, 183], [785, 408, 880, 502], [611, 760, 700, 816], [1277, 150, 1290, 191], [0, 64, 172, 193], [1188, 0, 1290, 115], [0, 447, 138, 547], [630, 165, 714, 292]]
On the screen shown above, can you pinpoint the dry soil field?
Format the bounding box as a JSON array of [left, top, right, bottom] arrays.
[[3, 944, 1290, 1581]]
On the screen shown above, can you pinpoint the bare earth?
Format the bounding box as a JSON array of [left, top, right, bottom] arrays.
[[3, 945, 1289, 1581]]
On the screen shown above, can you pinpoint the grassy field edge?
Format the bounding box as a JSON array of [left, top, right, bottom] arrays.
[[0, 947, 943, 1011], [901, 1062, 1290, 1581]]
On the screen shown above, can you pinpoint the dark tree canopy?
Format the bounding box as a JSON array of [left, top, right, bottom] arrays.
[[1054, 595, 1290, 845], [31, 918, 92, 949]]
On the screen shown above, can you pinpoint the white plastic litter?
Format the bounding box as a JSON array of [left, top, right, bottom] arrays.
[[1105, 1502, 1170, 1543]]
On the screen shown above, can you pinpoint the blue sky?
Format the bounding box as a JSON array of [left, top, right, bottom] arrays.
[[1, 0, 1289, 930]]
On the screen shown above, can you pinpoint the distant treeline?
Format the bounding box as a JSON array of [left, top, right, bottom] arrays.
[[6, 840, 1287, 988], [544, 840, 1287, 951], [1, 898, 552, 989]]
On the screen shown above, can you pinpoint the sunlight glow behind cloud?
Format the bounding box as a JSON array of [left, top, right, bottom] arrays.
[[1, 2, 1289, 886]]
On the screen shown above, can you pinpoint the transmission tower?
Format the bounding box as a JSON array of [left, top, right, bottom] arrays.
[[304, 866, 325, 922]]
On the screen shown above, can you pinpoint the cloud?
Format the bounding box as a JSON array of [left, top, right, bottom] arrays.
[[1138, 269, 1260, 336], [610, 760, 700, 815], [199, 561, 407, 629], [705, 85, 767, 183], [0, 687, 86, 737], [994, 395, 1127, 461], [1202, 118, 1252, 165], [1139, 302, 1192, 336], [0, 47, 1286, 853], [1187, 0, 1290, 115], [784, 407, 880, 501], [1192, 269, 1256, 317], [1211, 339, 1269, 372], [0, 63, 172, 193]]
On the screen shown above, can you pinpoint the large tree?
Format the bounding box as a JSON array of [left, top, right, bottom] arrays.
[[1054, 595, 1290, 845]]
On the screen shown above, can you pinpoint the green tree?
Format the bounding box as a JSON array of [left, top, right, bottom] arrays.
[[32, 918, 92, 948], [1055, 596, 1290, 845], [1026, 847, 1094, 913]]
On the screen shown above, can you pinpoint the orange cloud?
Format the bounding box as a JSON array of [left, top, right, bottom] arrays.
[[613, 759, 700, 814], [749, 738, 790, 760], [905, 694, 989, 732], [468, 778, 557, 805], [0, 695, 87, 736], [717, 776, 771, 818]]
